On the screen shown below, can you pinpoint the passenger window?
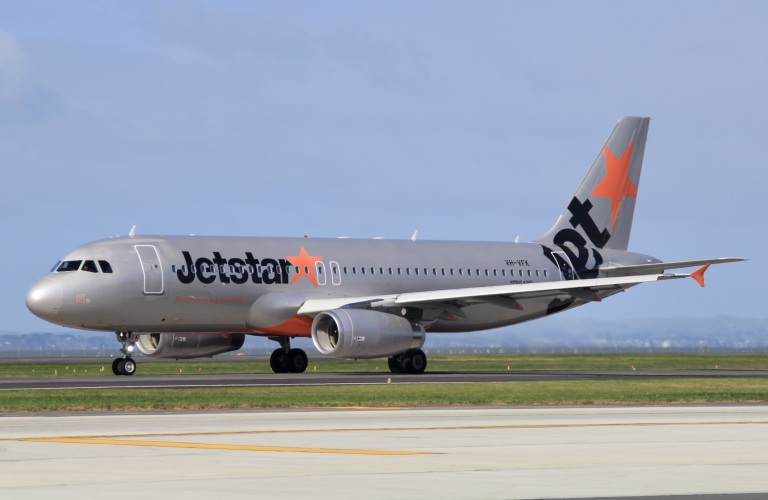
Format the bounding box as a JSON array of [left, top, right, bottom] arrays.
[[414, 268, 419, 275], [361, 267, 366, 275], [57, 260, 82, 272], [82, 260, 98, 273], [98, 260, 113, 273]]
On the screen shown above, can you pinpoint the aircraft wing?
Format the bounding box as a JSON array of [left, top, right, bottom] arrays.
[[297, 273, 675, 316], [600, 257, 745, 277]]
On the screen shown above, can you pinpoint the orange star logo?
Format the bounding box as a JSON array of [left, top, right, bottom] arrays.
[[286, 247, 323, 287], [591, 141, 638, 230]]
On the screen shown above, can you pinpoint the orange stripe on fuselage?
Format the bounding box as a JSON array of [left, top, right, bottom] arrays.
[[254, 315, 313, 336]]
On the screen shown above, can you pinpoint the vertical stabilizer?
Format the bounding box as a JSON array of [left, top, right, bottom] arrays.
[[536, 116, 650, 251]]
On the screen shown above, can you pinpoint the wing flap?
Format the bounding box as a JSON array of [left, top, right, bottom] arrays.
[[297, 274, 664, 315]]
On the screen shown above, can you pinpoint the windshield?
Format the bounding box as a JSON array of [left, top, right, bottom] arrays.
[[56, 260, 82, 272]]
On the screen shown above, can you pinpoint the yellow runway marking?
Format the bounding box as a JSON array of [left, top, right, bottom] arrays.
[[30, 420, 767, 441], [15, 421, 768, 456], [23, 437, 427, 455]]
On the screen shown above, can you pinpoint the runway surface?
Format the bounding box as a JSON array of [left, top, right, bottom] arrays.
[[1, 405, 767, 499], [3, 369, 768, 390]]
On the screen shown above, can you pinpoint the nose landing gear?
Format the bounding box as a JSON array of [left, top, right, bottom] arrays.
[[112, 331, 137, 376]]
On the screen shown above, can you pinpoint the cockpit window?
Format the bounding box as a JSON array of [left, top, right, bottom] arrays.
[[99, 260, 113, 273], [56, 260, 82, 272], [82, 260, 98, 273]]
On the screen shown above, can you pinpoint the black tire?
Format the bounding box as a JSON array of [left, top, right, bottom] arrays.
[[404, 349, 427, 374], [285, 349, 308, 373], [269, 349, 287, 373], [121, 358, 136, 376], [111, 358, 122, 376], [388, 356, 405, 374]]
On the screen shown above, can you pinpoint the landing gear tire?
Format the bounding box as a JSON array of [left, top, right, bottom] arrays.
[[388, 349, 427, 374], [121, 358, 136, 376], [284, 349, 308, 373], [270, 349, 288, 373], [404, 349, 427, 374], [388, 356, 405, 374], [113, 357, 136, 376]]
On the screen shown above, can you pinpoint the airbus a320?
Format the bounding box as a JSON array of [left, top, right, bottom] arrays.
[[26, 117, 743, 375]]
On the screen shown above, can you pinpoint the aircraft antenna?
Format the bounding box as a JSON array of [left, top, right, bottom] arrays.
[[411, 230, 419, 241], [514, 235, 520, 243], [128, 225, 136, 238]]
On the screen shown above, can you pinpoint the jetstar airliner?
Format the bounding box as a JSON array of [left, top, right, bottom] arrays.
[[26, 117, 743, 376]]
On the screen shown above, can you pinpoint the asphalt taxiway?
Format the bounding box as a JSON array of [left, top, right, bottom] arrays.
[[2, 405, 768, 499], [3, 369, 768, 390]]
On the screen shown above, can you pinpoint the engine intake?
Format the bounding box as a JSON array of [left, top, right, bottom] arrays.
[[311, 309, 424, 359], [135, 332, 245, 359]]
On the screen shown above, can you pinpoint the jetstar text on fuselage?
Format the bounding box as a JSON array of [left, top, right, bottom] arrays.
[[176, 251, 294, 285]]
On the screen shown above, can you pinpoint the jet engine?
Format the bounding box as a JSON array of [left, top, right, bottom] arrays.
[[135, 332, 245, 359], [311, 309, 425, 359]]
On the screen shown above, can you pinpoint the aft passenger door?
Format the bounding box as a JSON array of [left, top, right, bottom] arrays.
[[135, 245, 164, 294]]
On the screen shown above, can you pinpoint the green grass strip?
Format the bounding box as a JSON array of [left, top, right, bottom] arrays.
[[2, 379, 767, 412], [2, 354, 768, 378]]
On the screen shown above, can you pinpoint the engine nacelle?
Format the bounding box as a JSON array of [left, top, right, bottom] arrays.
[[135, 332, 245, 359], [311, 309, 425, 359]]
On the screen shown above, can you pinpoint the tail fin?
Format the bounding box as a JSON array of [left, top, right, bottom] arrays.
[[536, 116, 650, 251]]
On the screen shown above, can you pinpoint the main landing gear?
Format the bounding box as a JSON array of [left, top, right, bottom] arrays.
[[387, 348, 427, 374], [112, 331, 137, 376], [268, 337, 308, 374]]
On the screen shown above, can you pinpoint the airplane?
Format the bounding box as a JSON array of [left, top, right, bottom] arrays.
[[25, 116, 743, 376]]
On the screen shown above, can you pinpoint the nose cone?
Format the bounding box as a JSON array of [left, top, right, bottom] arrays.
[[26, 278, 63, 323]]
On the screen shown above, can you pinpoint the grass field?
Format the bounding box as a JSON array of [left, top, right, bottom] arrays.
[[1, 355, 767, 412], [2, 354, 767, 378]]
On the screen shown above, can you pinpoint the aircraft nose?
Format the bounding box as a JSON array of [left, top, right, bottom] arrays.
[[26, 278, 63, 322]]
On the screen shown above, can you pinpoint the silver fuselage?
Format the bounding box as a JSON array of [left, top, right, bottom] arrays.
[[26, 235, 658, 338]]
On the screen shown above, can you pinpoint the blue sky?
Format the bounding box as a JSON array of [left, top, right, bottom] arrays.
[[1, 1, 764, 333]]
